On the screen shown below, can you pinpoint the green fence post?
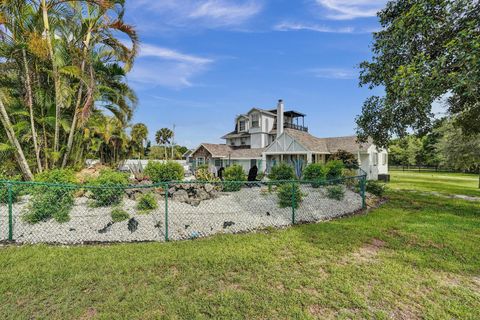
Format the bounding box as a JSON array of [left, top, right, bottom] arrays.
[[291, 181, 296, 224], [7, 183, 13, 241], [164, 182, 169, 242], [361, 176, 366, 209]]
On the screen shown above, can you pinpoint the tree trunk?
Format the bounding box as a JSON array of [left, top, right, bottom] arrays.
[[41, 0, 63, 159], [22, 48, 43, 173], [62, 26, 92, 168], [0, 97, 34, 180]]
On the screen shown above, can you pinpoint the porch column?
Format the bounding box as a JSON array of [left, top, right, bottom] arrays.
[[307, 152, 313, 164], [261, 153, 267, 172]]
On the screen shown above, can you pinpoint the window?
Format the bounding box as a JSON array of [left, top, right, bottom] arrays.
[[214, 159, 222, 167], [373, 153, 378, 166], [241, 137, 247, 145], [382, 153, 387, 165], [196, 157, 205, 166], [230, 140, 236, 146], [239, 120, 246, 132], [251, 113, 259, 128]]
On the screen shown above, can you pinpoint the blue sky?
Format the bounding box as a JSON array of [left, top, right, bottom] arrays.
[[124, 0, 388, 148]]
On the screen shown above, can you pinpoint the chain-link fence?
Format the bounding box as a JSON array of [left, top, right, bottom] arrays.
[[0, 175, 366, 244]]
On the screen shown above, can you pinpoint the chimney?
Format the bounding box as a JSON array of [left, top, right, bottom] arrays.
[[277, 99, 284, 138]]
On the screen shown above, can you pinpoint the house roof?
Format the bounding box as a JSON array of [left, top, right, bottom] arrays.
[[192, 143, 264, 159], [229, 148, 264, 159], [220, 131, 250, 139], [193, 143, 232, 158], [284, 129, 329, 153], [277, 129, 373, 154]]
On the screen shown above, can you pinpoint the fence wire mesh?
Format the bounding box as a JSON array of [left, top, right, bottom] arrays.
[[0, 175, 365, 244]]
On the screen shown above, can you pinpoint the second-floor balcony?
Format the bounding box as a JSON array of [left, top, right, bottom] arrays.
[[273, 122, 308, 132]]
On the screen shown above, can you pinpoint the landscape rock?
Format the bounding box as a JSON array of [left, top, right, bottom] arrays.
[[204, 184, 214, 193], [128, 218, 139, 233], [98, 222, 114, 234]]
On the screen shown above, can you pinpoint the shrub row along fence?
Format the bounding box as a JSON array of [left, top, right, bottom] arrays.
[[0, 175, 366, 244]]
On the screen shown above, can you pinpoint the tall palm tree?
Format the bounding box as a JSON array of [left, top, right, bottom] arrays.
[[131, 123, 148, 159], [155, 128, 173, 160]]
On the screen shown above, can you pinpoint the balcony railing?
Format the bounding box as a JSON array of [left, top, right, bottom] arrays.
[[273, 122, 308, 132]]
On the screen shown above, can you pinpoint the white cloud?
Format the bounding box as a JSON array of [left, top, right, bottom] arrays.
[[315, 0, 387, 20], [129, 44, 213, 89], [274, 22, 355, 33], [309, 68, 357, 80], [129, 0, 262, 28], [139, 44, 213, 64]]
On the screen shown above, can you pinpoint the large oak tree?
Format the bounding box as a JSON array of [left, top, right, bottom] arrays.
[[357, 0, 480, 148]]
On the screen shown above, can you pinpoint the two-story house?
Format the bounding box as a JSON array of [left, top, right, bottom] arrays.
[[191, 100, 388, 180]]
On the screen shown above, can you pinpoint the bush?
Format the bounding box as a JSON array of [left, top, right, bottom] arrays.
[[325, 160, 345, 181], [223, 165, 246, 192], [89, 169, 128, 207], [137, 193, 158, 212], [0, 174, 21, 204], [24, 169, 77, 224], [268, 163, 296, 181], [366, 180, 387, 197], [326, 185, 345, 201], [111, 208, 130, 222], [144, 161, 184, 183], [302, 163, 326, 187], [277, 183, 303, 208], [195, 168, 219, 182]]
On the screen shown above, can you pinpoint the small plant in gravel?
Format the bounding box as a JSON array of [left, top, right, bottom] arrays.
[[24, 169, 77, 224], [90, 169, 129, 207], [302, 163, 326, 188], [277, 183, 303, 208], [223, 165, 246, 192], [111, 208, 130, 222], [366, 180, 387, 197], [137, 193, 158, 212], [268, 163, 296, 181], [326, 185, 345, 201], [144, 161, 184, 183]]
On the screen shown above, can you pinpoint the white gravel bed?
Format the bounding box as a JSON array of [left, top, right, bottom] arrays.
[[0, 186, 362, 244]]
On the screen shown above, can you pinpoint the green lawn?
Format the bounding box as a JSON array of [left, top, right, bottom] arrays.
[[0, 173, 479, 319], [389, 170, 480, 197]]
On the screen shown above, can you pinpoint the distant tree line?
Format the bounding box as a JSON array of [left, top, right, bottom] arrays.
[[389, 119, 480, 174]]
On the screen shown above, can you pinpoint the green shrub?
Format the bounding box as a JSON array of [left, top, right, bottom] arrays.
[[195, 168, 219, 182], [111, 208, 130, 222], [137, 193, 158, 212], [24, 169, 77, 224], [326, 185, 345, 201], [0, 174, 21, 204], [268, 163, 296, 181], [325, 160, 345, 181], [277, 183, 303, 208], [302, 163, 326, 187], [366, 180, 387, 197], [89, 169, 128, 207], [144, 161, 184, 183], [223, 165, 246, 192]]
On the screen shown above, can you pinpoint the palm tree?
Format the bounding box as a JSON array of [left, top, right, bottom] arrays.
[[131, 123, 148, 159], [155, 128, 173, 160], [0, 0, 138, 177]]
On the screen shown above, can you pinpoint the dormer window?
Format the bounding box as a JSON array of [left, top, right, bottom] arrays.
[[251, 113, 259, 128], [239, 120, 246, 132]]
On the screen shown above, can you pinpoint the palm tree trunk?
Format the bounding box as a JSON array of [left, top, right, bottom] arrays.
[[62, 25, 92, 168], [41, 0, 63, 159], [22, 48, 43, 173], [0, 97, 34, 180]]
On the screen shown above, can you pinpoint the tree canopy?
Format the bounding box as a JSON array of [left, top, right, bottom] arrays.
[[357, 0, 480, 147]]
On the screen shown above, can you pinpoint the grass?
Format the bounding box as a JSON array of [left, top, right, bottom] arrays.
[[389, 170, 479, 197], [0, 172, 479, 319]]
